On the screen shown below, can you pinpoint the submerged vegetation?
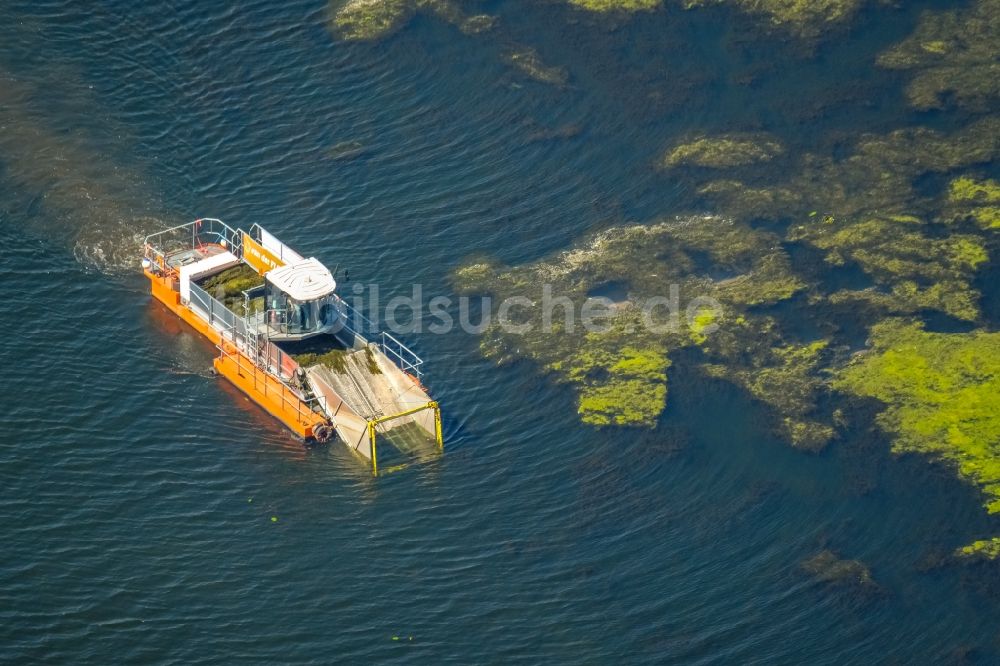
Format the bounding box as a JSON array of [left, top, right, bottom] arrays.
[[956, 537, 1000, 560], [322, 0, 1000, 556], [703, 338, 834, 450], [329, 0, 411, 40], [505, 48, 569, 86], [454, 216, 810, 428], [800, 549, 878, 589], [652, 2, 1000, 526], [563, 0, 863, 39], [695, 118, 1000, 224], [672, 121, 998, 331], [788, 215, 988, 321], [566, 0, 661, 11], [681, 0, 863, 38], [327, 140, 366, 161], [661, 133, 784, 169], [877, 0, 1000, 112], [439, 1, 1000, 542], [328, 0, 494, 41]]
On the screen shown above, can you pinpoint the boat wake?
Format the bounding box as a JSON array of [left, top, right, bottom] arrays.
[[0, 71, 175, 277], [72, 215, 171, 276]]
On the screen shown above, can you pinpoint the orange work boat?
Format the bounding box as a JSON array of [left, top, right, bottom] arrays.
[[143, 218, 442, 474]]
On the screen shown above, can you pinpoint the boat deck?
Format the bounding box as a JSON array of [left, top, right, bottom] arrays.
[[142, 217, 441, 472], [166, 243, 230, 269]]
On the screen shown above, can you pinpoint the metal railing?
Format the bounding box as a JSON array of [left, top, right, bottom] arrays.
[[215, 339, 323, 429], [367, 401, 443, 475], [188, 282, 246, 340], [261, 307, 315, 337], [260, 337, 302, 383], [248, 223, 303, 265], [143, 218, 243, 273], [332, 294, 424, 377], [144, 218, 426, 379], [188, 282, 311, 403], [378, 331, 423, 377]]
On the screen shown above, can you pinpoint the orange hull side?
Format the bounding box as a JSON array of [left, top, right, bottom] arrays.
[[145, 270, 326, 440]]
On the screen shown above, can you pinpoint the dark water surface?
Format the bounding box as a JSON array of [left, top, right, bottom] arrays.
[[3, 0, 999, 662]]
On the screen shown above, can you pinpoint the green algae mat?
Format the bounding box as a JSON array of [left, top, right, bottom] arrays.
[[393, 0, 1000, 557]]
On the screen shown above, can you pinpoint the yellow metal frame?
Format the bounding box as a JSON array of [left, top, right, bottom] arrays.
[[367, 401, 442, 476]]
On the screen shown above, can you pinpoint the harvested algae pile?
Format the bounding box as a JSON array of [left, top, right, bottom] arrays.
[[200, 264, 265, 313]]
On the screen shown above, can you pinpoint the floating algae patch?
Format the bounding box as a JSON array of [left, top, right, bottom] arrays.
[[505, 47, 569, 86], [697, 180, 801, 221], [687, 304, 717, 345], [877, 0, 1000, 112], [565, 0, 661, 12], [474, 294, 676, 428], [696, 118, 1000, 224], [328, 0, 495, 41], [327, 140, 366, 161], [454, 215, 808, 429], [681, 0, 864, 39], [565, 317, 671, 427], [834, 320, 1000, 513], [702, 333, 834, 451], [948, 177, 1000, 206], [788, 215, 989, 322], [686, 123, 998, 321], [941, 176, 1000, 231], [956, 538, 1000, 560], [563, 0, 861, 40], [328, 0, 413, 40], [661, 133, 784, 169], [800, 549, 878, 589]]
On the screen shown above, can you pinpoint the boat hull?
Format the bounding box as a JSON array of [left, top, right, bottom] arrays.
[[145, 269, 328, 441]]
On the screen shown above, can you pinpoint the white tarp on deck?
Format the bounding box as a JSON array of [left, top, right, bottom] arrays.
[[179, 251, 240, 303]]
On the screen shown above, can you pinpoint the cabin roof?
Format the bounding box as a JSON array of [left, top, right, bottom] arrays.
[[266, 257, 336, 301]]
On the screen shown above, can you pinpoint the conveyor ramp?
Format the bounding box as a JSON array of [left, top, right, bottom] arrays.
[[305, 343, 440, 472]]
